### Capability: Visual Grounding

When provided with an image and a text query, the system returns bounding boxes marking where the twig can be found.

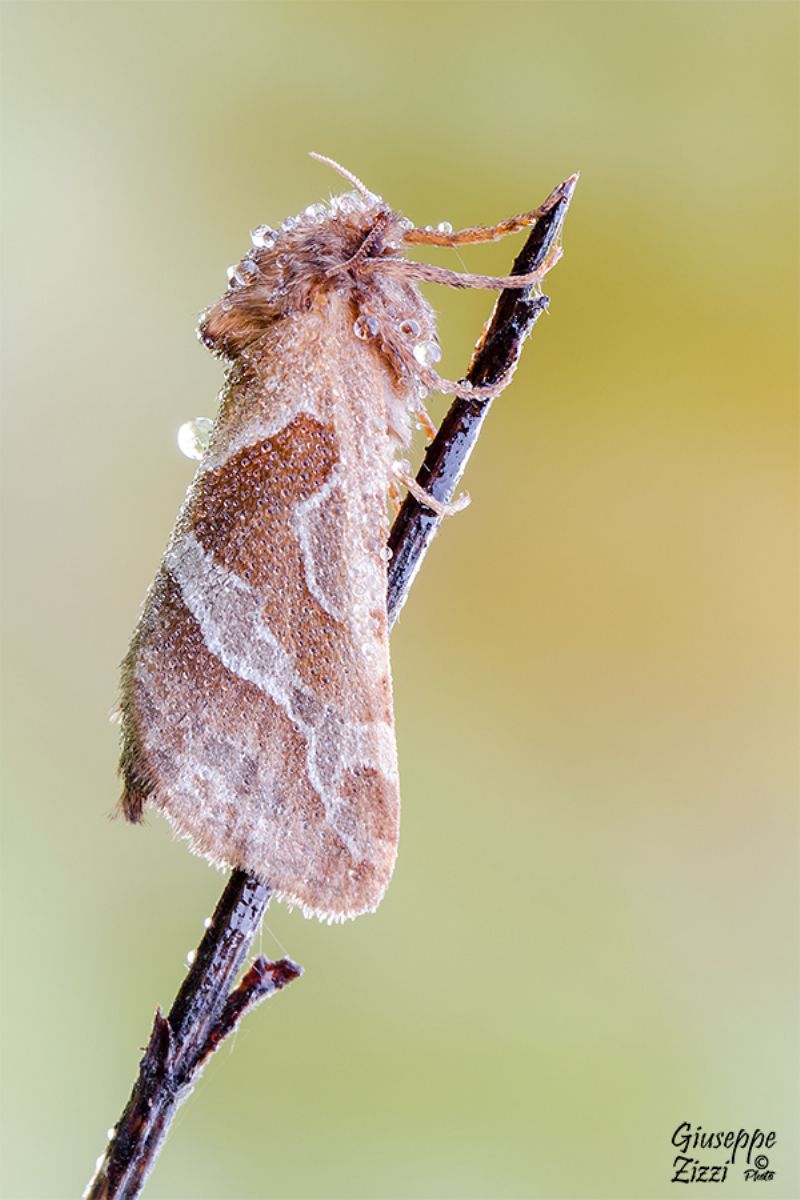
[86,173,577,1200]
[86,874,294,1200]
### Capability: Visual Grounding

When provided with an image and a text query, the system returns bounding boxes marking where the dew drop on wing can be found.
[177,417,214,461]
[235,259,259,285]
[353,315,379,340]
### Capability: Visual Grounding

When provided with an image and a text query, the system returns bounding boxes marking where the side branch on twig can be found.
[86,173,577,1200]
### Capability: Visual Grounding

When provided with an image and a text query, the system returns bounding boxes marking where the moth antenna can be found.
[309,152,375,201]
[326,212,390,277]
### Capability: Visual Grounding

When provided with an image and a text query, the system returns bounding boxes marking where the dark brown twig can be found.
[85,173,577,1200]
[86,874,297,1200]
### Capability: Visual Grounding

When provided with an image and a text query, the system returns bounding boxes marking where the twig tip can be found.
[561,172,580,202]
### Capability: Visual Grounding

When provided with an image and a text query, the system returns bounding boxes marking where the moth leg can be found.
[364,251,561,293]
[387,476,404,516]
[429,374,503,401]
[412,397,437,443]
[402,175,577,247]
[535,235,564,279]
[392,459,470,518]
[421,343,548,402]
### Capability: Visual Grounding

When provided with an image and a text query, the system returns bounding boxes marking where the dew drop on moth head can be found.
[117,153,567,922]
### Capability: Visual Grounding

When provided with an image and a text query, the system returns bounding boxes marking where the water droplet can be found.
[436,221,453,234]
[460,379,473,391]
[251,224,277,248]
[400,318,421,338]
[413,339,441,367]
[229,258,258,287]
[107,1128,116,1141]
[203,916,212,929]
[226,264,238,282]
[186,948,197,966]
[337,192,361,215]
[177,417,214,461]
[383,546,393,562]
[304,203,327,221]
[353,314,379,340]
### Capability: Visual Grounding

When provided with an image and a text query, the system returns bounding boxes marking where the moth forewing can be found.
[121,288,412,919]
[119,162,567,921]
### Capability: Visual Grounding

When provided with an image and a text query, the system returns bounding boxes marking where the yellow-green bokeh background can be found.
[1,3,796,1198]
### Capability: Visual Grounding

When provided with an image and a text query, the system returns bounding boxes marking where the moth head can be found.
[197,176,438,397]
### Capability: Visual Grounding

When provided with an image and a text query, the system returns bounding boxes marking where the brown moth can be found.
[118,155,565,922]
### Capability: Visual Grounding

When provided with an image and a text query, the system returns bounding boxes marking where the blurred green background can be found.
[1,3,796,1198]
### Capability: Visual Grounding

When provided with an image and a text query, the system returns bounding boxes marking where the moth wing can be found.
[120,320,399,921]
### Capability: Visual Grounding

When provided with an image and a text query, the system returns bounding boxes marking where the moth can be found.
[118,155,565,922]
